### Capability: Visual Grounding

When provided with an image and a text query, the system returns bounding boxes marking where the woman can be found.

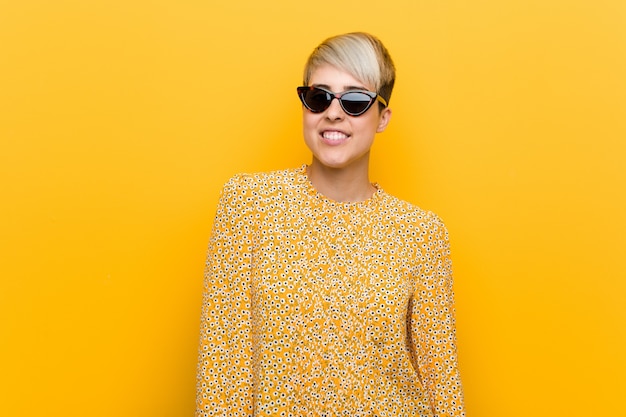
[196,32,466,417]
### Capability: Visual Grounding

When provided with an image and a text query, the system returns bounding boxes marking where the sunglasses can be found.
[297,86,388,117]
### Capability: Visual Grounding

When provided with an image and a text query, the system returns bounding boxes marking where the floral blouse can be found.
[196,165,465,417]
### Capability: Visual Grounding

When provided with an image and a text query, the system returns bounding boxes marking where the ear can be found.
[376,107,392,133]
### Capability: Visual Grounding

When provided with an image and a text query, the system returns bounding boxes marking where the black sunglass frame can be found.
[297,86,388,117]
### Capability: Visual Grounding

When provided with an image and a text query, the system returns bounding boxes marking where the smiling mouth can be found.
[322,131,349,141]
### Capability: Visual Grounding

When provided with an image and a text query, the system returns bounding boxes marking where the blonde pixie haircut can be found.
[303,32,396,106]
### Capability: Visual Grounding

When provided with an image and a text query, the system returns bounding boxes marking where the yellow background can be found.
[1,1,625,416]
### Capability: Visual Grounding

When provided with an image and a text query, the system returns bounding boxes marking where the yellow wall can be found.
[1,1,624,416]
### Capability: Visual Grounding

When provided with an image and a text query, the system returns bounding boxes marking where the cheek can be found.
[364,114,384,134]
[353,118,377,137]
[302,112,319,134]
[302,113,317,148]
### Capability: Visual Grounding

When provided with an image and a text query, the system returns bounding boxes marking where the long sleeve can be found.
[196,176,255,417]
[409,215,465,417]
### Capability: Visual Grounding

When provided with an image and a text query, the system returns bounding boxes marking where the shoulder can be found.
[379,193,450,240]
[220,166,302,200]
[381,193,445,225]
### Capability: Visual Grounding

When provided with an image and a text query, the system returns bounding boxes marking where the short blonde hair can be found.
[303,32,396,106]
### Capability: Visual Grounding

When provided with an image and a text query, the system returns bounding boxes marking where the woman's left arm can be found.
[410,214,466,417]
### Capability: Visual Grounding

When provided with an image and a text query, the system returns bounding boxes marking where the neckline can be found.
[295,164,385,209]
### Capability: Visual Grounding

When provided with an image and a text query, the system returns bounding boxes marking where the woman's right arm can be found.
[195,176,255,417]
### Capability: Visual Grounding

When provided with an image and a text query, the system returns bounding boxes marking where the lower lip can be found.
[320,133,350,146]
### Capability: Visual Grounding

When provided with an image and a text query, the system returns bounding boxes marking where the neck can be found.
[306,160,375,203]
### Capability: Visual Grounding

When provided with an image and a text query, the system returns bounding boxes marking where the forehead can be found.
[308,64,373,91]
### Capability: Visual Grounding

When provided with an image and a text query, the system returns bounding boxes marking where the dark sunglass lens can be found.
[341,92,373,115]
[305,88,331,112]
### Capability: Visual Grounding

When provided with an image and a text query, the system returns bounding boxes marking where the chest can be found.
[250,204,422,324]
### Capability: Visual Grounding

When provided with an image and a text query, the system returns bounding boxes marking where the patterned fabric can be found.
[196,165,465,417]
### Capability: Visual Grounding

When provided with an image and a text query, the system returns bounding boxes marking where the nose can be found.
[325,95,345,120]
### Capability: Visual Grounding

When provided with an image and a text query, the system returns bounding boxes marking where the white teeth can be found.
[323,131,348,140]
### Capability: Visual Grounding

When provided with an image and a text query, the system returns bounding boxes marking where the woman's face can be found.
[302,64,391,173]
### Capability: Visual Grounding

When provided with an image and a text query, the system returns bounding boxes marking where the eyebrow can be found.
[312,83,370,92]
